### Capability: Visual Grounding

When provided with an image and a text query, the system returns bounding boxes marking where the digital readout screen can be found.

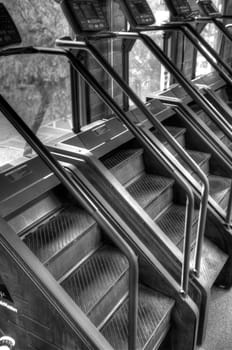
[80,4,98,19]
[134,2,147,15]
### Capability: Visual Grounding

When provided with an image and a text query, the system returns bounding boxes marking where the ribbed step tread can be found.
[101,285,174,350]
[155,205,198,251]
[127,174,174,209]
[103,148,143,170]
[209,175,231,210]
[23,207,96,264]
[191,238,228,288]
[61,245,128,316]
[176,150,211,175]
[152,126,186,145]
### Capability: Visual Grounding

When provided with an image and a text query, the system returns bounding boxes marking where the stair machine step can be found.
[155,205,228,286]
[191,238,228,289]
[60,244,129,326]
[151,123,232,213]
[103,148,144,186]
[208,175,232,211]
[101,285,174,350]
[152,126,186,150]
[151,126,211,176]
[155,204,198,251]
[23,206,101,280]
[195,111,231,147]
[127,174,175,219]
[21,197,175,349]
[103,148,175,218]
[175,150,211,177]
[99,123,229,345]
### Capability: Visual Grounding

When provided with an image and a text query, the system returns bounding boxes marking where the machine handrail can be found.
[0,45,197,293]
[66,35,209,277]
[134,24,232,145]
[199,85,232,133]
[135,21,232,84]
[160,21,232,84]
[0,216,114,350]
[1,44,197,294]
[119,30,232,227]
[198,86,232,131]
[84,39,210,277]
[0,94,139,350]
[114,31,232,160]
[55,42,197,293]
[157,94,232,227]
[196,16,232,43]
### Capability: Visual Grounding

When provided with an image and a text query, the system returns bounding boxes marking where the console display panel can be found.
[60,0,109,34]
[80,3,98,19]
[197,0,220,16]
[119,0,155,27]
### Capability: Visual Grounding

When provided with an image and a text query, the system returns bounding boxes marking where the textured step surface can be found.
[152,126,186,149]
[153,126,211,176]
[61,245,129,326]
[103,148,144,185]
[155,205,198,251]
[175,150,211,177]
[190,238,228,289]
[209,175,231,211]
[23,206,100,278]
[101,285,174,350]
[127,174,175,219]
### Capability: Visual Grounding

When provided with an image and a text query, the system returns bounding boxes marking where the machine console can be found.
[60,0,109,35]
[163,0,195,19]
[0,3,21,49]
[118,0,155,27]
[197,0,220,17]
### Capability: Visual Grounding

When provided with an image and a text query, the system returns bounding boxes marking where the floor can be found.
[198,286,232,350]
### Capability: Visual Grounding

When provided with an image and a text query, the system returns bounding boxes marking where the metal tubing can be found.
[161,21,232,82]
[212,17,232,42]
[200,86,232,133]
[32,41,195,294]
[226,182,232,227]
[131,32,232,160]
[1,45,197,293]
[0,94,139,350]
[198,16,232,43]
[181,23,232,84]
[152,23,232,143]
[158,94,232,227]
[0,46,195,295]
[87,39,209,276]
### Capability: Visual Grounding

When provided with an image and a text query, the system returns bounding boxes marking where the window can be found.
[0,0,71,168]
[195,0,223,76]
[129,1,169,103]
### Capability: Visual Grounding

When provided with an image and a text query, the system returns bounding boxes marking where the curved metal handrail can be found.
[0,216,113,350]
[158,94,232,227]
[171,21,232,84]
[125,29,232,156]
[0,94,139,350]
[55,42,196,294]
[199,86,232,133]
[68,38,208,279]
[87,39,209,277]
[119,30,232,228]
[0,45,196,293]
